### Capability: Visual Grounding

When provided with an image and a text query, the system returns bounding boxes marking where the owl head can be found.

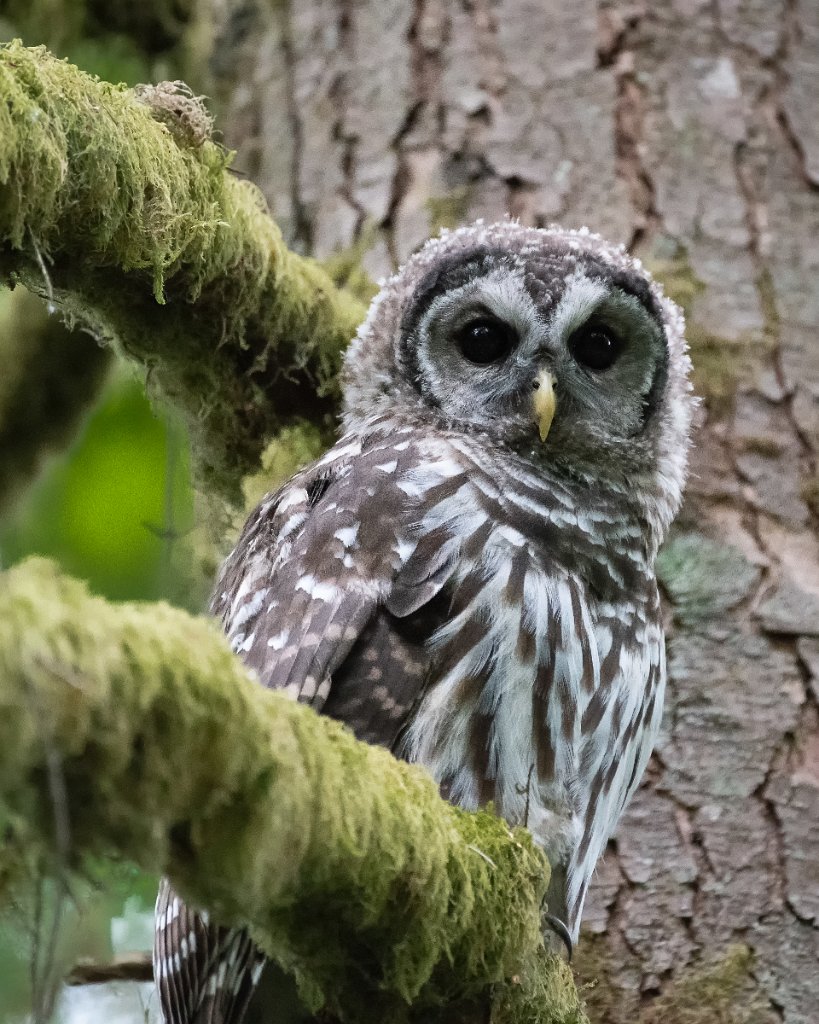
[343,221,694,536]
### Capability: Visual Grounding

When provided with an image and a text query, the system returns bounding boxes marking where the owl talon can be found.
[543,913,573,962]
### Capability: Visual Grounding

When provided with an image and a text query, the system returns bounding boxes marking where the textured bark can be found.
[204,2,819,1021]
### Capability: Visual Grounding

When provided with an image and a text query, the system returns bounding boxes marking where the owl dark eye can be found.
[455,317,517,365]
[568,323,624,371]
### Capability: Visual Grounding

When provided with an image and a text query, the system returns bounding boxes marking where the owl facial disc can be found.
[533,369,556,442]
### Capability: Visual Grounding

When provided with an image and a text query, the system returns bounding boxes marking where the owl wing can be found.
[213,432,460,737]
[155,879,264,1024]
[155,429,463,1023]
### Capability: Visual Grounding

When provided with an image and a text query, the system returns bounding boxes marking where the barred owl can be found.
[155,221,693,1023]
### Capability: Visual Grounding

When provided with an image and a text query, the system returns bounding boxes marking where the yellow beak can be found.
[533,369,557,442]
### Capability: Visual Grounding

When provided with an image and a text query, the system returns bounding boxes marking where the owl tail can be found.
[154,879,265,1024]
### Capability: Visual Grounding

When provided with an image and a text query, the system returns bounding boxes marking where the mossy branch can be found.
[0,558,586,1024]
[0,42,367,504]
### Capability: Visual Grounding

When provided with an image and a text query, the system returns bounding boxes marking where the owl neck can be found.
[548,465,671,571]
[503,444,680,568]
[351,412,678,569]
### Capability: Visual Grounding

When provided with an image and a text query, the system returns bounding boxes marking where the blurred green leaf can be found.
[1,364,195,602]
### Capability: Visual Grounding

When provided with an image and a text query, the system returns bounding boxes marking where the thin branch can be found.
[66,953,154,986]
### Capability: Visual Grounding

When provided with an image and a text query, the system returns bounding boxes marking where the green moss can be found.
[0,43,367,504]
[0,557,585,1024]
[240,420,329,516]
[492,948,586,1024]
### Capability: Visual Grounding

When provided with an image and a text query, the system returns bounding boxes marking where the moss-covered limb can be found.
[0,558,585,1024]
[0,287,112,517]
[0,43,367,504]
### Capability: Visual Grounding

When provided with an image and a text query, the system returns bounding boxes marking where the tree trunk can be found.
[206,2,819,1021]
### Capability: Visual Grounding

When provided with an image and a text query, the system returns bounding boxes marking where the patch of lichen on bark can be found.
[575,938,769,1024]
[656,531,761,626]
[426,188,473,234]
[640,947,771,1024]
[0,557,587,1024]
[800,475,819,518]
[647,253,768,416]
[0,42,367,504]
[320,224,381,307]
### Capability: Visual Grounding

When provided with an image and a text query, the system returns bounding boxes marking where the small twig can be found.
[32,654,87,692]
[23,660,73,1023]
[29,229,55,311]
[66,953,154,986]
[466,844,498,869]
[29,876,43,1006]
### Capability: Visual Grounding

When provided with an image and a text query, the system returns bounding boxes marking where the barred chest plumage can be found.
[387,428,665,935]
[214,418,666,941]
